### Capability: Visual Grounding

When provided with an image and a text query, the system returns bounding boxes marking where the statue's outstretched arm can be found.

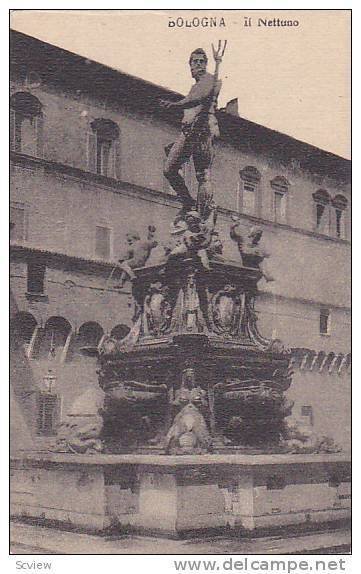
[118,248,131,263]
[160,75,214,110]
[174,75,215,109]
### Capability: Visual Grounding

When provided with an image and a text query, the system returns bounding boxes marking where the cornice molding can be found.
[11,152,351,246]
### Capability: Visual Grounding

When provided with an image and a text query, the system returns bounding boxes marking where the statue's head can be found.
[126,231,140,245]
[185,210,202,231]
[187,272,196,287]
[189,48,208,80]
[249,226,263,244]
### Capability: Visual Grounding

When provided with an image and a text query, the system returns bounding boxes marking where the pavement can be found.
[10,522,351,555]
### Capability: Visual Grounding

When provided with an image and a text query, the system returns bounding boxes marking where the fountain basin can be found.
[11,452,350,537]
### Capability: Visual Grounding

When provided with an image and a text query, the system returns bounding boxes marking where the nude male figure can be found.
[160,44,226,217]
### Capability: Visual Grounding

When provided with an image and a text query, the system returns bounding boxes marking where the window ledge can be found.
[314,229,346,241]
[25,292,48,302]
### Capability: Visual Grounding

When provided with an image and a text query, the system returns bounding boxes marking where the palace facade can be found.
[10,30,351,449]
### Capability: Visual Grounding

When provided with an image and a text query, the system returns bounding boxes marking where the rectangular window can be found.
[10,203,26,241]
[301,405,314,426]
[95,226,111,260]
[242,182,256,215]
[37,392,60,436]
[274,191,287,223]
[320,307,331,335]
[27,260,46,294]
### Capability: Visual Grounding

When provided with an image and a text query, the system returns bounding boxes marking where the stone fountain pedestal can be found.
[10,452,350,537]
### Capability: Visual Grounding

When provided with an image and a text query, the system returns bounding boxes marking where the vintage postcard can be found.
[9,9,351,559]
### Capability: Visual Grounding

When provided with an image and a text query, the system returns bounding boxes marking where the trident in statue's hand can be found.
[212,40,227,64]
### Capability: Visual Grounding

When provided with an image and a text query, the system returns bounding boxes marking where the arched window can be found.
[312,190,331,235]
[110,324,130,341]
[271,176,289,224]
[39,316,72,362]
[332,195,348,239]
[10,92,44,157]
[239,166,261,216]
[10,312,38,357]
[87,118,121,179]
[76,321,104,356]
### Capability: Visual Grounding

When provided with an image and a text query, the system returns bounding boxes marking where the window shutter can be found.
[112,139,122,180]
[242,181,256,215]
[10,109,16,150]
[274,191,287,223]
[320,307,330,335]
[36,114,44,158]
[87,131,97,173]
[37,392,60,436]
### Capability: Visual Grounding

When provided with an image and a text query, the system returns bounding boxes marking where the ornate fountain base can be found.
[97,260,295,455]
[11,452,350,537]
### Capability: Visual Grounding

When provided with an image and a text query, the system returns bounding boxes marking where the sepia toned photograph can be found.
[10,9,351,556]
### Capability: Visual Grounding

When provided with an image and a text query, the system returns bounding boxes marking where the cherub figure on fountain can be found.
[230,217,274,282]
[115,225,158,288]
[244,226,274,282]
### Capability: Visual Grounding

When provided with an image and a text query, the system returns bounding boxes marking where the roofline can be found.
[10,29,350,179]
[13,28,185,99]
